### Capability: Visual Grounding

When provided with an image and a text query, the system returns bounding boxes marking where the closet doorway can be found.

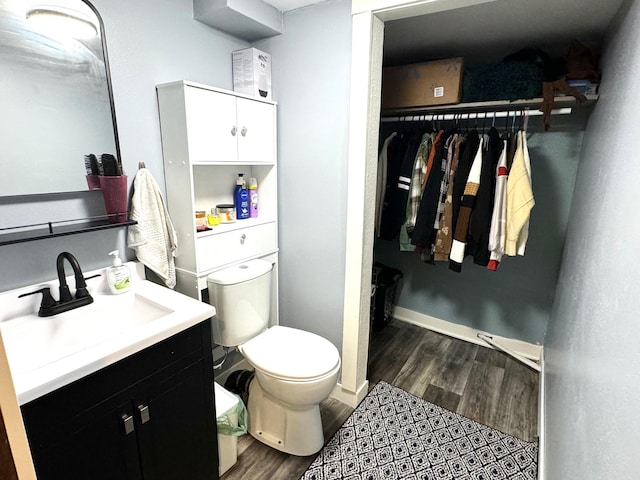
[340,0,620,407]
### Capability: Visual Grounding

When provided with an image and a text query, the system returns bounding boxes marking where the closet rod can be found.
[380,107,571,123]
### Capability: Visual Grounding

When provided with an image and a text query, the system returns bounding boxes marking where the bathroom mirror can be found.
[0,0,119,197]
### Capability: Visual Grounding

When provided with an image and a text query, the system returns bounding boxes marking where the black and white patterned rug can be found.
[300,381,538,480]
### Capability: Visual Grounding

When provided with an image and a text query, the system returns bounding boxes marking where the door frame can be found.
[336,0,499,407]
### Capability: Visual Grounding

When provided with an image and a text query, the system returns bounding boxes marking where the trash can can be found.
[370,262,403,331]
[214,382,248,476]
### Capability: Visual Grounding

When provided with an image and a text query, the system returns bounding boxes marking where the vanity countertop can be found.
[0,262,215,405]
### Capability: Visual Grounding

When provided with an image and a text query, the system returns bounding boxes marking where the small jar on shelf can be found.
[216,204,236,223]
[207,208,220,227]
[195,211,207,231]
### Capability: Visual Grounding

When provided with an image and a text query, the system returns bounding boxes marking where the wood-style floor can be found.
[221,319,539,479]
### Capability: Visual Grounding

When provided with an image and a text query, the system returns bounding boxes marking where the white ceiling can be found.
[264,0,624,67]
[383,0,625,65]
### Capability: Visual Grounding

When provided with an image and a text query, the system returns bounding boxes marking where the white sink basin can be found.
[0,262,215,405]
[2,292,173,375]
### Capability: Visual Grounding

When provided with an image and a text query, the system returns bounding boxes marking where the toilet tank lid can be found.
[207,259,273,286]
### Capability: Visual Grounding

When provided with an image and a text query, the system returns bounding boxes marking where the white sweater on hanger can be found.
[505,131,535,256]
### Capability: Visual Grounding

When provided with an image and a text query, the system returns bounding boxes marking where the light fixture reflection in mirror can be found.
[26,6,98,39]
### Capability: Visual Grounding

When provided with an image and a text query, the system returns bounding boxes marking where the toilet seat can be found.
[239,325,340,382]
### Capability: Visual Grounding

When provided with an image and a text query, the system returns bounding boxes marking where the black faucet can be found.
[19,252,94,317]
[57,251,91,302]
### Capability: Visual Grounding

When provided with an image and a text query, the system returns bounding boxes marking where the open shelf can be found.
[0,217,136,246]
[381,94,598,117]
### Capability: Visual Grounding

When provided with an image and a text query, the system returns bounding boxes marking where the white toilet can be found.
[207,259,341,456]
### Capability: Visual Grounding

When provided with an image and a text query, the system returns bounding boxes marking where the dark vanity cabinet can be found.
[20,321,219,480]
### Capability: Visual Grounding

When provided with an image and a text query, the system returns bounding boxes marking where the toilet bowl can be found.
[239,325,341,456]
[207,260,341,456]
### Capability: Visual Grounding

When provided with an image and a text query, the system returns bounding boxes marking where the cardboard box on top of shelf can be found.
[382,57,464,109]
[232,47,272,100]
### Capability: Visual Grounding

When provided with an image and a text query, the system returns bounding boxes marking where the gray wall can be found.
[375,124,584,345]
[543,0,640,477]
[255,0,351,351]
[0,0,352,355]
[0,0,248,291]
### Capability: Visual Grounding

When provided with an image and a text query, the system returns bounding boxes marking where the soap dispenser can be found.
[107,250,131,294]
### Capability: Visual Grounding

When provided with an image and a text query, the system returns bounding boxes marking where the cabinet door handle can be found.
[122,414,135,435]
[231,125,237,136]
[138,404,151,424]
[240,233,246,245]
[241,126,247,137]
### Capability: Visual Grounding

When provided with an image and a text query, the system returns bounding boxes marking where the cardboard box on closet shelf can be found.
[381,57,464,109]
[232,47,272,100]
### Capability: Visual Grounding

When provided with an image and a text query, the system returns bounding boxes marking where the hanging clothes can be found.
[379,133,420,241]
[422,130,444,191]
[428,133,458,258]
[377,111,536,272]
[399,132,433,251]
[375,132,398,236]
[487,139,509,271]
[411,130,452,252]
[507,129,518,172]
[434,134,466,261]
[449,136,484,272]
[505,130,535,256]
[516,131,533,255]
[467,127,502,266]
[451,131,481,237]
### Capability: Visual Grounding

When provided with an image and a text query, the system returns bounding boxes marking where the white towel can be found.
[127,168,178,288]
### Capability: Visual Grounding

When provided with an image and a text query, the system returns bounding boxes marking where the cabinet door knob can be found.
[240,233,246,245]
[241,126,247,137]
[122,414,135,435]
[138,404,151,424]
[231,126,237,136]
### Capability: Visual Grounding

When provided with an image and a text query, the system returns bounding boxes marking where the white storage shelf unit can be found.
[156,81,279,310]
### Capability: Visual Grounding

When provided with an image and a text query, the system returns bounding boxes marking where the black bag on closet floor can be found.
[371,262,403,331]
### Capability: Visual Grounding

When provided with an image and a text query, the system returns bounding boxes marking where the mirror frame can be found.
[0,0,122,198]
[85,0,122,169]
[0,0,131,244]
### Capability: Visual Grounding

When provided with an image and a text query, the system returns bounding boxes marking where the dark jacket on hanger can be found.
[449,135,484,272]
[379,133,421,240]
[411,130,453,250]
[467,127,502,266]
[451,131,481,233]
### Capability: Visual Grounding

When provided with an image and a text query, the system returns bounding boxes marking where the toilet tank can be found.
[207,259,273,347]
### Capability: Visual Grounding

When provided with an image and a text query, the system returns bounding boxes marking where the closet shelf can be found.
[381,94,598,118]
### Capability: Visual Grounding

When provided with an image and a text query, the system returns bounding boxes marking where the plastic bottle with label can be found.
[234,173,250,220]
[107,250,131,294]
[249,177,258,218]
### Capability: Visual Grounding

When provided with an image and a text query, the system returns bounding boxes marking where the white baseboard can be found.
[393,306,543,363]
[537,349,545,480]
[330,380,369,408]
